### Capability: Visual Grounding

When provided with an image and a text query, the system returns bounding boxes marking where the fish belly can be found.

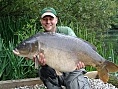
[43,47,78,72]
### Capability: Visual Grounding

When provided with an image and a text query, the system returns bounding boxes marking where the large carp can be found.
[13,32,118,83]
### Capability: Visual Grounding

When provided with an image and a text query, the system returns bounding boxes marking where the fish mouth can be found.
[13,49,20,55]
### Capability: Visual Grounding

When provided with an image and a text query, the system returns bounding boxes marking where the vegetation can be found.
[0,0,118,80]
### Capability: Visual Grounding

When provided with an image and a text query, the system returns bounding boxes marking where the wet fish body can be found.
[13,32,118,83]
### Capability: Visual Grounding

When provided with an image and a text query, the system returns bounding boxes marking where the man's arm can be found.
[66,27,77,37]
[57,26,76,37]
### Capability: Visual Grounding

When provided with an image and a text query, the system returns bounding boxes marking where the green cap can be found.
[40,7,57,18]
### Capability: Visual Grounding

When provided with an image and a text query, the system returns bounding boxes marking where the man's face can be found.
[40,16,58,32]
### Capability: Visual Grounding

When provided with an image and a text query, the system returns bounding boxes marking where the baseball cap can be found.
[40,7,57,18]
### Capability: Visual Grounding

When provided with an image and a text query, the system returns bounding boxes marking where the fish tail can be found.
[98,67,109,83]
[98,60,118,83]
[103,60,118,72]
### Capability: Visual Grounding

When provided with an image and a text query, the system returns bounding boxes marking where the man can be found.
[35,7,90,89]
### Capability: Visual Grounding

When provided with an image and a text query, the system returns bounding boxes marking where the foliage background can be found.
[0,0,118,80]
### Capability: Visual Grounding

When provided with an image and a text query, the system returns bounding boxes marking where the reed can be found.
[0,38,37,80]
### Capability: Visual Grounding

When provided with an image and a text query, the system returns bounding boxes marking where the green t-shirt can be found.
[56,26,77,37]
[42,26,76,37]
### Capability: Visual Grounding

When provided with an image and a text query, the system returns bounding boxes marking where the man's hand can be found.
[76,61,85,70]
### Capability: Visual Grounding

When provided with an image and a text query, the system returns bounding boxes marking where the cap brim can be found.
[41,12,56,18]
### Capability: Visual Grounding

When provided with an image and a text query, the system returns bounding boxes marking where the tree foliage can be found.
[0,0,117,30]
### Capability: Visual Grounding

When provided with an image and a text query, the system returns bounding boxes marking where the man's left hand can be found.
[76,61,85,70]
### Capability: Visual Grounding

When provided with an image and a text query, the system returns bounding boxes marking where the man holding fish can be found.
[36,7,90,89]
[13,7,118,89]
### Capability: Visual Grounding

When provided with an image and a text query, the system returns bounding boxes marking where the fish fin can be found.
[104,60,118,72]
[35,55,39,69]
[55,70,62,75]
[84,71,99,79]
[98,67,109,83]
[78,37,97,51]
[84,40,97,51]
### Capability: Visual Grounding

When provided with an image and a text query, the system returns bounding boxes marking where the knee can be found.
[38,65,57,79]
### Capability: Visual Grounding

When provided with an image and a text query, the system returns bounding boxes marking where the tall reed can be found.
[0,16,38,80]
[0,38,37,80]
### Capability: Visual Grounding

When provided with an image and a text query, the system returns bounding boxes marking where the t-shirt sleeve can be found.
[57,26,77,37]
[66,27,77,37]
